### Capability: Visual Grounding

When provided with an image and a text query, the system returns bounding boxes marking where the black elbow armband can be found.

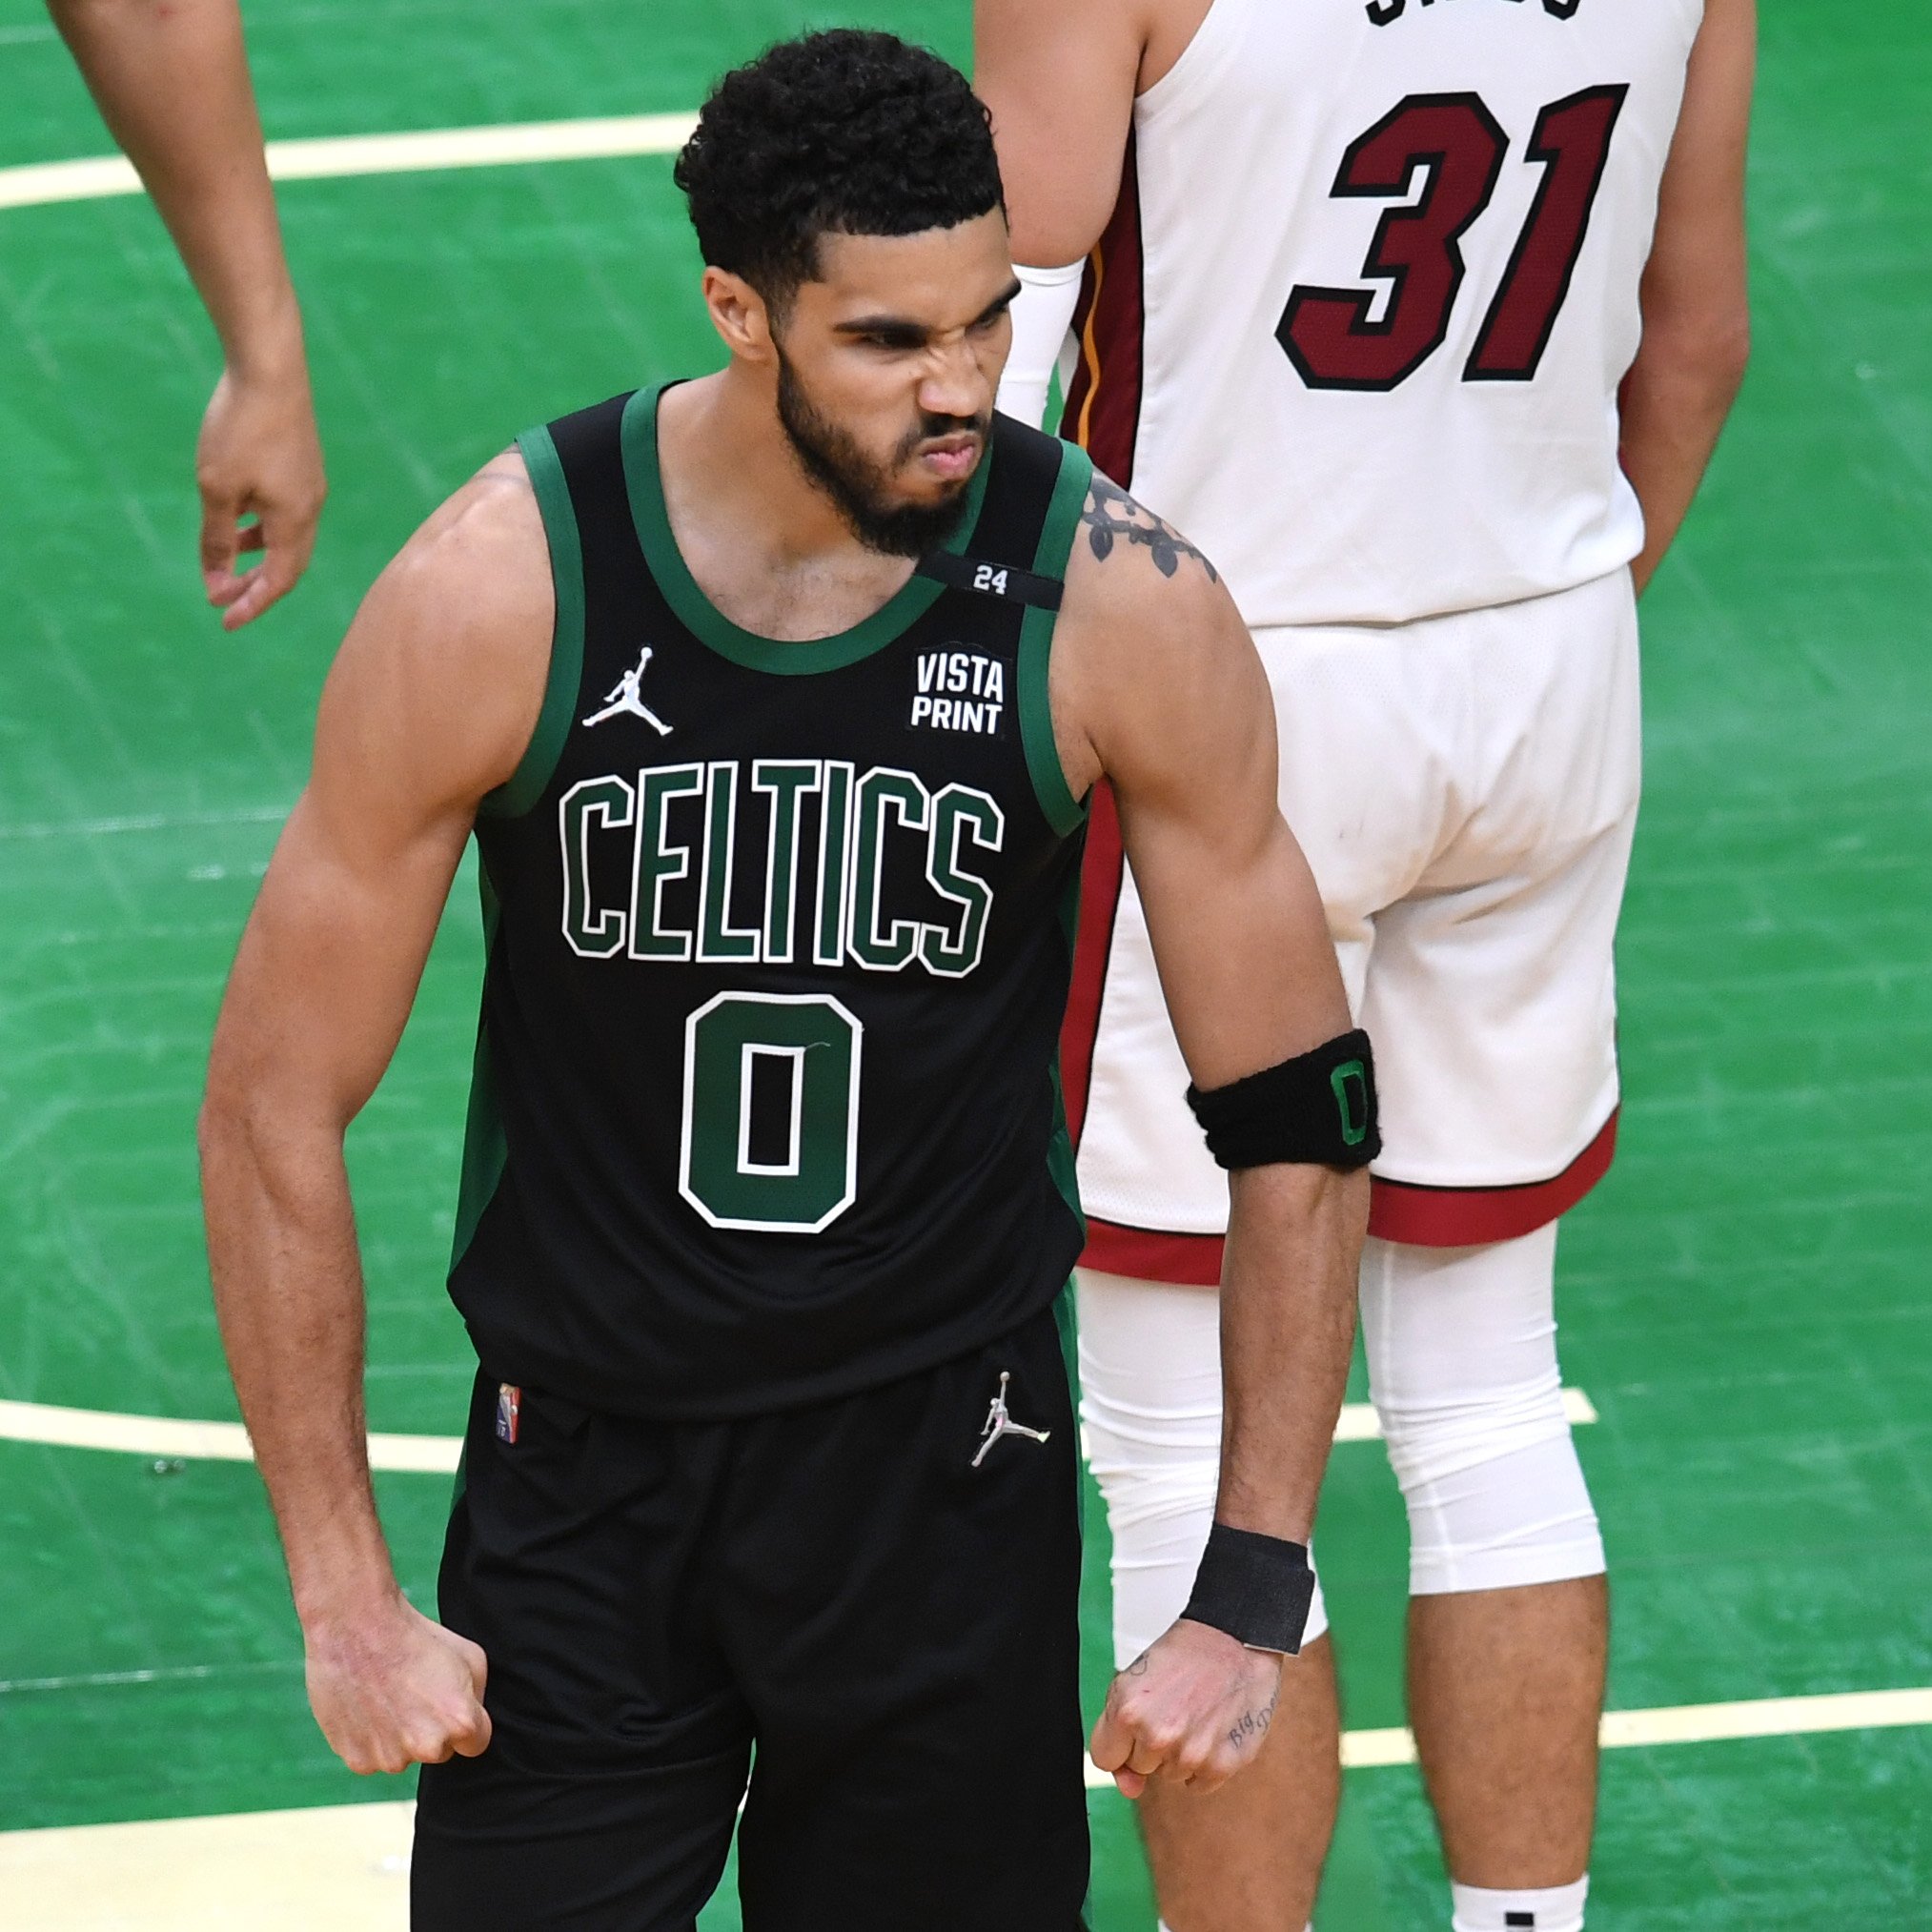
[1183,1523,1316,1657]
[1185,1028,1379,1170]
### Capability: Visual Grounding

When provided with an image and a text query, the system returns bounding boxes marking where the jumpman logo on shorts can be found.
[971,1371,1052,1468]
[582,646,673,734]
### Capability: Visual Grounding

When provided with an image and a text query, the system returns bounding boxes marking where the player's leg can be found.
[1068,616,1455,1925]
[1358,571,1641,1928]
[1135,1645,1340,1932]
[412,1372,753,1932]
[1070,617,1423,1927]
[1409,1583,1604,1923]
[723,1300,1088,1931]
[1079,1267,1336,1932]
[1361,1231,1606,1920]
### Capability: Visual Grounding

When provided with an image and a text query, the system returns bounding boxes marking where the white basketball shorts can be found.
[1062,567,1641,1273]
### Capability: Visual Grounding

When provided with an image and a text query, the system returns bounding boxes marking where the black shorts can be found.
[413,1299,1088,1931]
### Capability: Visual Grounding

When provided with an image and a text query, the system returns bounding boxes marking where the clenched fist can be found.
[1088,1617,1284,1799]
[303,1593,492,1777]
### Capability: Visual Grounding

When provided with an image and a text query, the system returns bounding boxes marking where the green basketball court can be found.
[0,2,1925,1923]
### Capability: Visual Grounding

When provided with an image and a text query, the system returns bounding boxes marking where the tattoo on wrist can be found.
[1125,1651,1150,1677]
[1081,474,1220,583]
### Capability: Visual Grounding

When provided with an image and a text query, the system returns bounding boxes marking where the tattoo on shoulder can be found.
[1081,473,1220,584]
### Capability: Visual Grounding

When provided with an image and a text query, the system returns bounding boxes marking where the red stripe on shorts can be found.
[1367,1109,1619,1246]
[1082,1215,1225,1287]
[1078,1110,1620,1278]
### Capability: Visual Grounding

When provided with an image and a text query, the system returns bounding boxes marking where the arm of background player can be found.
[974,0,1144,264]
[200,454,549,1773]
[47,0,325,627]
[1619,0,1756,594]
[1056,483,1369,1795]
[975,0,1145,423]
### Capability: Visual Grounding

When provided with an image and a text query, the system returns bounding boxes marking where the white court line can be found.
[0,1390,1599,1473]
[1,1685,1925,1928]
[0,1399,459,1474]
[1339,1386,1597,1439]
[1083,1386,1595,1457]
[0,112,699,213]
[0,1661,295,1697]
[0,804,289,841]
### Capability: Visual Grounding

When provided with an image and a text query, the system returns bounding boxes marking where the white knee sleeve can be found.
[1362,1228,1604,1596]
[1077,1269,1329,1667]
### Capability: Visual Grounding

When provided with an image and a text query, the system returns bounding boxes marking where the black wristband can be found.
[1186,1027,1380,1171]
[1182,1523,1315,1657]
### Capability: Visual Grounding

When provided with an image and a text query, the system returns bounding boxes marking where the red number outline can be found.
[1280,85,1631,393]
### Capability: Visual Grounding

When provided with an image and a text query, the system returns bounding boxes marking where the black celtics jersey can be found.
[446,386,1095,1418]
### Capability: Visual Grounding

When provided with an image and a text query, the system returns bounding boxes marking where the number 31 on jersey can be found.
[1280,85,1629,392]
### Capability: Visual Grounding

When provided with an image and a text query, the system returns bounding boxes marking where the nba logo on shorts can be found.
[496,1383,520,1444]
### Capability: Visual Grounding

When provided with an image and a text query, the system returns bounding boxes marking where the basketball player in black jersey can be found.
[202,32,1371,1930]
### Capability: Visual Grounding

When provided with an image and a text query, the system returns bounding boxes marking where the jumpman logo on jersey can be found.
[582,646,673,734]
[970,1371,1052,1468]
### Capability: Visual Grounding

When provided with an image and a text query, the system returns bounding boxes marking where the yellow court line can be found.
[0,112,700,213]
[0,1800,415,1932]
[1088,1684,1932,1783]
[2,1684,1925,1927]
[0,1391,1598,1473]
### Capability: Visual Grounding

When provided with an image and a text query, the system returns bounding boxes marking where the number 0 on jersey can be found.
[680,992,864,1234]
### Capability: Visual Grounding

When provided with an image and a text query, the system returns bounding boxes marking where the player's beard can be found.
[775,348,984,559]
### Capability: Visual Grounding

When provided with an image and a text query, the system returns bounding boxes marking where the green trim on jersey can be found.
[620,383,994,676]
[1046,860,1087,1235]
[1052,1278,1080,1413]
[1018,442,1094,837]
[1051,1276,1086,1559]
[449,860,507,1272]
[1043,864,1085,1398]
[483,423,585,819]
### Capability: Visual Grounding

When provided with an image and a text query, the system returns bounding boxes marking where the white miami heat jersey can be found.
[1060,0,1703,627]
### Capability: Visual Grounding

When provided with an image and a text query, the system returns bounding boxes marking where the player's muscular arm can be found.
[975,0,1213,423]
[1055,482,1368,1797]
[975,0,1162,423]
[200,454,548,1774]
[1620,0,1755,593]
[974,0,1146,267]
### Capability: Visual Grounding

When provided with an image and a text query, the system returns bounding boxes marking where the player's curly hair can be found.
[675,30,1005,313]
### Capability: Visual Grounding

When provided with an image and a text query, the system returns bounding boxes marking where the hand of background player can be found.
[1088,1617,1285,1798]
[303,1591,492,1775]
[197,354,327,630]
